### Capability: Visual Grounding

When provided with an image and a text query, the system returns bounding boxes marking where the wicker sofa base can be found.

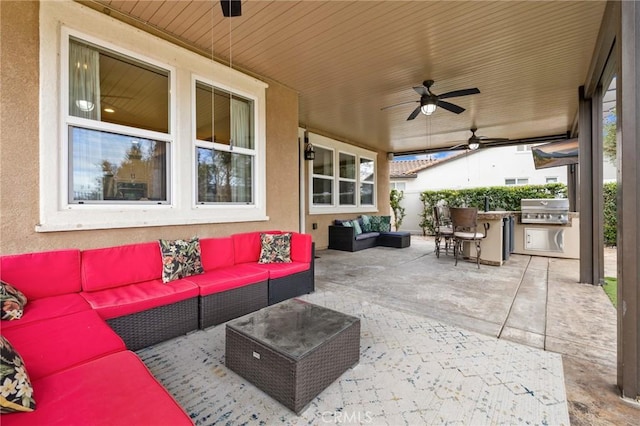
[226,316,360,414]
[199,280,268,329]
[268,268,315,305]
[106,297,199,351]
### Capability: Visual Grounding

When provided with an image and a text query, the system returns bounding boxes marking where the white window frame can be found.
[546,176,559,183]
[308,132,378,215]
[37,2,267,232]
[64,35,174,206]
[505,177,529,186]
[338,151,357,206]
[192,75,259,208]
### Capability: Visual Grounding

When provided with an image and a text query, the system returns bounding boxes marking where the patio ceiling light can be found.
[420,98,437,115]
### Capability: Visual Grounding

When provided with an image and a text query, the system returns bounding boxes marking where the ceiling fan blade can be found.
[413,86,428,96]
[406,105,422,120]
[438,88,480,99]
[437,100,465,114]
[449,142,468,150]
[380,100,418,111]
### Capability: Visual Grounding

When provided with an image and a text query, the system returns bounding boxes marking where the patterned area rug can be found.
[137,290,569,425]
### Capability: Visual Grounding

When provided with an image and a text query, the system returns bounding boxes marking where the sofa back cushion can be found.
[0,249,82,299]
[291,232,313,263]
[81,242,162,292]
[199,237,235,271]
[232,230,280,264]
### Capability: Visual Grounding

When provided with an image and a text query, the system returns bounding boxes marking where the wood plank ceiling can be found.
[82,0,607,154]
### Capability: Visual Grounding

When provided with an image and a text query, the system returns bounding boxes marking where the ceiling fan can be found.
[450,127,510,151]
[381,80,480,120]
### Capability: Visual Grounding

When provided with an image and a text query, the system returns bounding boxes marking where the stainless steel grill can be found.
[520,198,569,224]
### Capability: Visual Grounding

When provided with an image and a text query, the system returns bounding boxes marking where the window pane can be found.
[195,82,253,148]
[505,179,516,185]
[361,183,374,205]
[69,38,169,133]
[339,181,355,205]
[313,147,333,176]
[360,158,374,182]
[313,178,333,205]
[546,177,558,183]
[517,178,529,185]
[70,127,167,202]
[196,147,253,203]
[339,153,355,179]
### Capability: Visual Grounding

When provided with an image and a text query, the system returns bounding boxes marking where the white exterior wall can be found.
[409,146,569,191]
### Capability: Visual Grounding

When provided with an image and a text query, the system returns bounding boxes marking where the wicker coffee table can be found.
[225,298,360,414]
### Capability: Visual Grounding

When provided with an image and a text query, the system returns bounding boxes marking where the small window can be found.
[546,177,558,183]
[360,157,375,206]
[505,178,529,186]
[516,145,532,152]
[312,146,334,205]
[391,182,406,191]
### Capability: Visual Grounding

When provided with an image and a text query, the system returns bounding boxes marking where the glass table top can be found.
[226,299,359,360]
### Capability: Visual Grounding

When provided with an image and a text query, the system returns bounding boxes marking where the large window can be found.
[67,37,171,204]
[38,6,267,232]
[308,133,377,214]
[194,81,255,204]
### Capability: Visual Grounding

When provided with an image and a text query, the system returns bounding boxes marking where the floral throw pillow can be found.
[0,336,36,413]
[1,281,28,321]
[159,238,204,283]
[258,233,292,264]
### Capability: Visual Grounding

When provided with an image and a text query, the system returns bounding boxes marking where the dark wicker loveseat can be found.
[328,218,410,252]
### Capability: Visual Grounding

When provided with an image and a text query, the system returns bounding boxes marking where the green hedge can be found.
[419,183,567,235]
[603,182,617,246]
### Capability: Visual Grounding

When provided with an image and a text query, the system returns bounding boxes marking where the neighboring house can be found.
[390,145,616,234]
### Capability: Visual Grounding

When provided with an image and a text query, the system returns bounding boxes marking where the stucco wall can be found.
[0,1,300,254]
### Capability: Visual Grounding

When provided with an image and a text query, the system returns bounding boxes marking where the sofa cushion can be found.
[291,232,313,263]
[200,237,235,271]
[1,281,28,321]
[0,249,82,300]
[81,242,162,292]
[355,232,380,241]
[0,351,192,426]
[158,238,204,283]
[232,230,281,264]
[80,279,199,320]
[0,294,91,331]
[258,233,292,263]
[252,262,311,280]
[186,264,269,297]
[0,336,35,413]
[1,310,125,381]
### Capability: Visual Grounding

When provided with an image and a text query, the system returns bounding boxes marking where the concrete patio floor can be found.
[314,236,639,425]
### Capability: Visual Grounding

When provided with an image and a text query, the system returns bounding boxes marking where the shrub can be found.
[603,182,617,246]
[390,189,406,231]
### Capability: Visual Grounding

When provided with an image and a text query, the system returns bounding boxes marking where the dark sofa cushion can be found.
[355,232,380,241]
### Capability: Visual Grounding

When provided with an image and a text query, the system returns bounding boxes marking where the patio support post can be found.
[578,86,604,286]
[617,0,640,402]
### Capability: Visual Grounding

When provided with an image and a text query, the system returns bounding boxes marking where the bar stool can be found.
[433,205,453,258]
[450,207,485,268]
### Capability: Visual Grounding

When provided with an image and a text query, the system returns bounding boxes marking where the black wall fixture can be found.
[220,0,242,17]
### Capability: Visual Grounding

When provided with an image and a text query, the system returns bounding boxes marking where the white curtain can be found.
[69,41,101,120]
[231,98,252,202]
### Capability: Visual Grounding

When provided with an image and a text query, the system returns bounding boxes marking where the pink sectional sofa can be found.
[0,231,314,425]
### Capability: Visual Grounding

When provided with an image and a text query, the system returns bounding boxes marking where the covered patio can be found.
[137,238,635,424]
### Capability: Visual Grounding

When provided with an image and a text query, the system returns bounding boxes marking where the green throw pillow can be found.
[360,215,372,232]
[0,336,36,413]
[159,237,204,283]
[379,215,391,232]
[369,215,381,232]
[351,220,363,235]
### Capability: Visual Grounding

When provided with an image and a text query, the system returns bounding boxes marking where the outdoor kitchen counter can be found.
[511,212,580,259]
[474,211,514,266]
